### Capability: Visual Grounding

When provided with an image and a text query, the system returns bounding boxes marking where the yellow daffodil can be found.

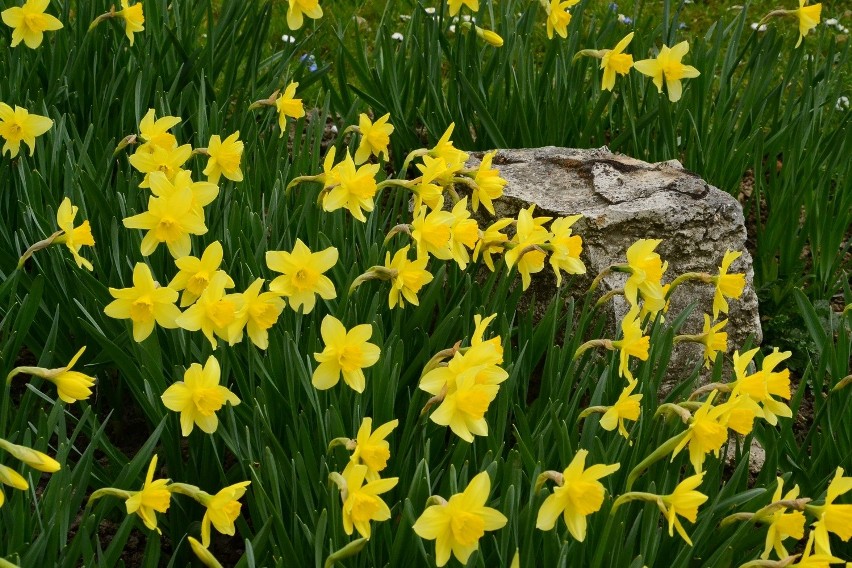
[808,467,852,555]
[161,355,240,436]
[188,537,224,568]
[0,438,60,473]
[88,456,170,533]
[634,41,701,103]
[536,450,620,541]
[700,315,728,368]
[354,112,393,164]
[117,0,144,45]
[105,263,181,342]
[470,151,506,214]
[204,131,243,183]
[548,215,586,286]
[471,25,503,48]
[149,170,218,217]
[312,315,380,393]
[411,205,455,260]
[614,305,650,381]
[266,239,338,314]
[420,340,507,399]
[794,0,822,47]
[448,198,479,270]
[54,197,95,270]
[719,391,763,436]
[504,205,551,291]
[385,245,434,308]
[671,391,728,473]
[793,531,844,566]
[600,379,642,440]
[0,103,53,157]
[731,348,793,426]
[473,218,512,272]
[546,0,579,40]
[286,0,322,30]
[601,32,634,91]
[447,0,479,18]
[713,250,746,319]
[323,151,380,222]
[660,473,708,545]
[128,143,193,188]
[761,478,806,560]
[413,471,507,567]
[176,271,244,349]
[200,481,251,546]
[430,369,499,442]
[333,464,397,539]
[345,417,399,481]
[123,180,208,258]
[230,279,285,350]
[413,155,450,213]
[138,109,180,150]
[6,346,95,403]
[429,123,469,166]
[623,239,668,307]
[275,82,305,135]
[0,464,29,492]
[1,0,63,49]
[168,240,234,307]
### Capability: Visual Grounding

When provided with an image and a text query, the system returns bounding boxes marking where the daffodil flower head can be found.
[0,438,61,473]
[138,109,180,150]
[124,455,172,533]
[175,271,244,349]
[117,0,144,45]
[204,131,243,183]
[535,449,620,540]
[286,0,323,31]
[128,143,193,188]
[312,315,381,393]
[229,278,285,350]
[600,379,642,440]
[430,367,499,442]
[470,151,507,214]
[449,198,479,270]
[413,471,507,567]
[614,304,650,381]
[471,313,503,359]
[105,263,181,342]
[0,463,29,493]
[731,347,793,426]
[161,355,240,436]
[1,0,63,49]
[429,123,470,166]
[335,464,397,539]
[600,32,635,90]
[323,150,380,222]
[718,391,763,436]
[275,82,306,134]
[411,206,455,260]
[760,477,806,560]
[354,112,394,164]
[346,417,399,481]
[548,214,586,286]
[623,239,667,307]
[0,103,53,157]
[447,0,479,18]
[321,146,340,188]
[794,0,822,47]
[413,155,450,213]
[504,205,551,290]
[713,249,746,319]
[546,0,579,39]
[794,530,845,565]
[384,245,434,308]
[266,239,338,314]
[671,391,729,473]
[808,467,852,555]
[168,240,234,307]
[6,346,95,404]
[200,481,251,546]
[54,197,95,270]
[633,41,701,103]
[473,218,513,272]
[700,314,728,368]
[660,472,708,545]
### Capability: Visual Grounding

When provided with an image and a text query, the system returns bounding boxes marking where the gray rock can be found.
[466,146,762,385]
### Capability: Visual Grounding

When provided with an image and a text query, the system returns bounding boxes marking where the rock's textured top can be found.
[467,146,762,381]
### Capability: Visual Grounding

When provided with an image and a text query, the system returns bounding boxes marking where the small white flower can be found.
[399,14,412,21]
[449,24,457,33]
[750,22,768,32]
[425,7,436,15]
[462,14,475,23]
[836,96,850,111]
[282,34,296,44]
[825,18,838,26]
[391,32,405,41]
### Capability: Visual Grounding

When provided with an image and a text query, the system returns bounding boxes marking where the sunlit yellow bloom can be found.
[473,218,512,272]
[470,151,506,214]
[413,155,451,213]
[1,0,63,49]
[671,391,728,474]
[324,151,379,222]
[117,0,144,45]
[471,313,503,360]
[55,197,95,270]
[623,239,667,307]
[614,305,650,381]
[313,315,380,393]
[149,170,219,216]
[0,438,60,473]
[413,472,507,566]
[504,205,551,291]
[168,240,233,307]
[105,263,181,342]
[286,0,322,30]
[600,380,642,440]
[6,346,95,403]
[0,103,53,158]
[176,271,244,349]
[549,215,585,286]
[385,245,434,308]
[124,455,172,533]
[123,179,208,258]
[536,450,619,540]
[346,417,399,481]
[634,41,701,103]
[138,109,180,150]
[337,464,397,539]
[793,0,822,47]
[601,32,634,91]
[731,348,793,426]
[449,198,479,270]
[430,368,498,442]
[204,131,243,183]
[447,0,479,18]
[161,356,240,436]
[429,123,469,166]
[230,279,285,350]
[188,537,224,568]
[266,239,338,314]
[809,467,852,555]
[719,391,763,436]
[128,143,192,188]
[713,249,746,319]
[546,0,579,40]
[794,531,844,566]
[275,82,305,135]
[700,314,727,368]
[659,473,708,545]
[354,113,393,164]
[419,340,506,398]
[761,478,806,560]
[411,205,454,260]
[200,481,251,547]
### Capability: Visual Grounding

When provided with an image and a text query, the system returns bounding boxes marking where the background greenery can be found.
[0,0,849,566]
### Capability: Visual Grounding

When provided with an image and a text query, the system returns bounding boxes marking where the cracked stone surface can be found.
[466,146,762,385]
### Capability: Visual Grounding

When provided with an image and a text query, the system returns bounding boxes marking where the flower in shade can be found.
[0,103,53,157]
[200,481,251,546]
[55,197,95,270]
[712,250,746,319]
[6,346,95,403]
[204,131,243,183]
[761,478,806,560]
[312,315,381,393]
[634,41,701,103]
[413,471,507,566]
[354,112,394,164]
[659,473,708,545]
[266,239,338,314]
[1,0,63,49]
[275,82,306,134]
[104,263,181,342]
[117,0,144,45]
[160,355,240,436]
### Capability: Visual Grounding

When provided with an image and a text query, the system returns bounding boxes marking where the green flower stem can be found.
[573,339,614,360]
[88,487,133,504]
[665,272,713,300]
[168,482,209,504]
[399,148,428,178]
[376,179,416,192]
[348,266,397,297]
[17,231,63,270]
[655,403,693,423]
[577,406,608,422]
[626,431,689,491]
[595,288,624,308]
[285,175,322,197]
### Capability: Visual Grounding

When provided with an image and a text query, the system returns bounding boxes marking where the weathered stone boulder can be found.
[466,146,762,382]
